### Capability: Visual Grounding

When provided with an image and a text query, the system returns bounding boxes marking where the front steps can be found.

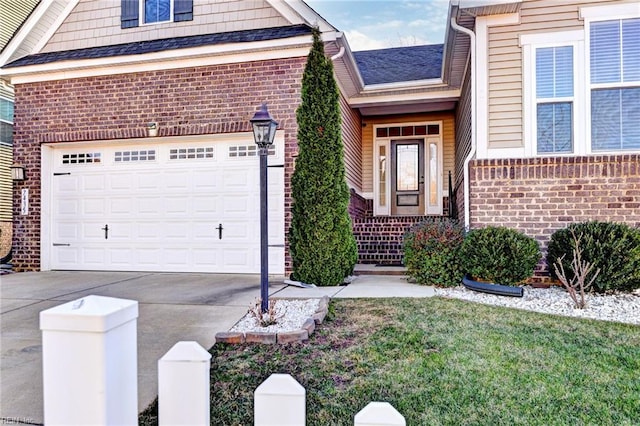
[353,264,407,276]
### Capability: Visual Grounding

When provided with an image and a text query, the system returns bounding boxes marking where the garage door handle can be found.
[216,223,223,240]
[101,224,109,240]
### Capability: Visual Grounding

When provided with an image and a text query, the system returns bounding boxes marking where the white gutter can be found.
[450,15,476,230]
[330,46,345,61]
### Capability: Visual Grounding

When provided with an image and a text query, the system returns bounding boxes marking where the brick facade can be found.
[348,191,452,265]
[12,57,307,272]
[469,155,640,279]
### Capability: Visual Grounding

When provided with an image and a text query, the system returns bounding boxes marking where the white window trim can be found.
[583,5,640,154]
[521,30,585,157]
[140,0,174,26]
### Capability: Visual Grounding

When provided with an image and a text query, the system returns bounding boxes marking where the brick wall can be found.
[348,189,371,220]
[469,155,640,279]
[0,221,11,260]
[12,57,307,272]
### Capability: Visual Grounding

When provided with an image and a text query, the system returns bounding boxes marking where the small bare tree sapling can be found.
[553,231,600,309]
[248,299,283,327]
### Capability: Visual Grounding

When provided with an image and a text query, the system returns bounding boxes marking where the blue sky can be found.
[305,0,450,51]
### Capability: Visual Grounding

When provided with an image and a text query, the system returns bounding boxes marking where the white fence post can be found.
[354,402,406,426]
[254,373,305,426]
[158,341,212,426]
[40,295,138,426]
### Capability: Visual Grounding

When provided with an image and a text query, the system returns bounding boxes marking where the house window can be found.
[590,18,640,151]
[536,46,574,154]
[0,97,13,147]
[121,0,192,28]
[144,0,171,24]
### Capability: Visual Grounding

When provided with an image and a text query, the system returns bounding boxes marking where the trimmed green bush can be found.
[460,227,540,286]
[288,27,358,286]
[403,219,465,287]
[547,221,640,293]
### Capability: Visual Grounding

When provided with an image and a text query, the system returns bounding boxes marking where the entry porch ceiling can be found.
[357,100,457,117]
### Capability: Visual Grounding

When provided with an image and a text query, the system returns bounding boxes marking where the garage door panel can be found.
[82,247,106,266]
[223,169,252,188]
[56,199,80,216]
[109,173,134,191]
[192,170,219,188]
[192,197,219,215]
[83,198,105,215]
[269,247,285,274]
[137,172,163,190]
[164,171,189,189]
[110,197,133,215]
[83,174,106,191]
[81,222,108,240]
[165,197,190,215]
[110,249,134,266]
[137,197,165,215]
[54,223,79,241]
[136,222,162,239]
[51,141,285,273]
[223,249,253,267]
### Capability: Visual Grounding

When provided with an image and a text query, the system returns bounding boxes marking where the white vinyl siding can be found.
[43,0,289,53]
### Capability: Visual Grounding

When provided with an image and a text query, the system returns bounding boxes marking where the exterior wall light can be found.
[10,164,26,181]
[147,122,158,137]
[250,103,278,313]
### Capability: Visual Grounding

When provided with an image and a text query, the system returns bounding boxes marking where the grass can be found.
[139,298,640,425]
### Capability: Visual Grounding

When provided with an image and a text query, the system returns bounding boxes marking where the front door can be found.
[391,140,424,215]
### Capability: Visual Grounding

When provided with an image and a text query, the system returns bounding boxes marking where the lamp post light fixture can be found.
[250,103,278,313]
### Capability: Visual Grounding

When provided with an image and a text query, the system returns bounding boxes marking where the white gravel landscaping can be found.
[435,286,640,325]
[230,299,321,333]
[230,285,639,335]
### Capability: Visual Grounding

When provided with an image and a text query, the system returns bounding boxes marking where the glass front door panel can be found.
[396,144,418,191]
[391,140,424,215]
[429,142,438,206]
[379,145,386,207]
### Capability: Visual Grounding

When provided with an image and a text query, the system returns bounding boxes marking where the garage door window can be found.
[62,152,102,164]
[169,147,214,160]
[115,150,156,162]
[228,145,275,157]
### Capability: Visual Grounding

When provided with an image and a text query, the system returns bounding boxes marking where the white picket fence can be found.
[40,296,406,426]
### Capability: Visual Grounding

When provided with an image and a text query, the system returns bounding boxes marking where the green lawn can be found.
[140,298,640,425]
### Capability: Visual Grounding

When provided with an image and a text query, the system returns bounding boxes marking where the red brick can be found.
[215,332,245,344]
[277,329,309,344]
[245,332,277,344]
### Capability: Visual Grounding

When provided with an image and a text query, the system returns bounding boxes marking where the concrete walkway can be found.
[0,271,433,424]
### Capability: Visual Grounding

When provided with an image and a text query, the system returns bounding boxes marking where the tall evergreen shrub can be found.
[289,27,358,286]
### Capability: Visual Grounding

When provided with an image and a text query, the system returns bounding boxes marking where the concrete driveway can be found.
[0,271,286,424]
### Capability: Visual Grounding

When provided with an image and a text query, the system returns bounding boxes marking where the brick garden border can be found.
[214,295,330,345]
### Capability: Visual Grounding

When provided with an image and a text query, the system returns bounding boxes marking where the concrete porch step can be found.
[353,264,407,276]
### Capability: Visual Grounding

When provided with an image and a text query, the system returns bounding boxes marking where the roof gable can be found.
[353,44,444,86]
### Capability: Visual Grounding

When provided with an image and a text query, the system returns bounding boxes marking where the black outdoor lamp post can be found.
[250,103,278,313]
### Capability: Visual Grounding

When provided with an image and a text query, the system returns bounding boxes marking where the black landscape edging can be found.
[462,274,524,298]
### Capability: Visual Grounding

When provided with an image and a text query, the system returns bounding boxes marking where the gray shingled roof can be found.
[353,44,443,85]
[4,24,312,68]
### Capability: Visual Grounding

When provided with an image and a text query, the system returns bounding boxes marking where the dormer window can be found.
[121,0,192,29]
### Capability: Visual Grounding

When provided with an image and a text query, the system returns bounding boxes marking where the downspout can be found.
[450,15,476,230]
[331,46,345,61]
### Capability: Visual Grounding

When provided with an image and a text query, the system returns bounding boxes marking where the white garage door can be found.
[49,137,285,273]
